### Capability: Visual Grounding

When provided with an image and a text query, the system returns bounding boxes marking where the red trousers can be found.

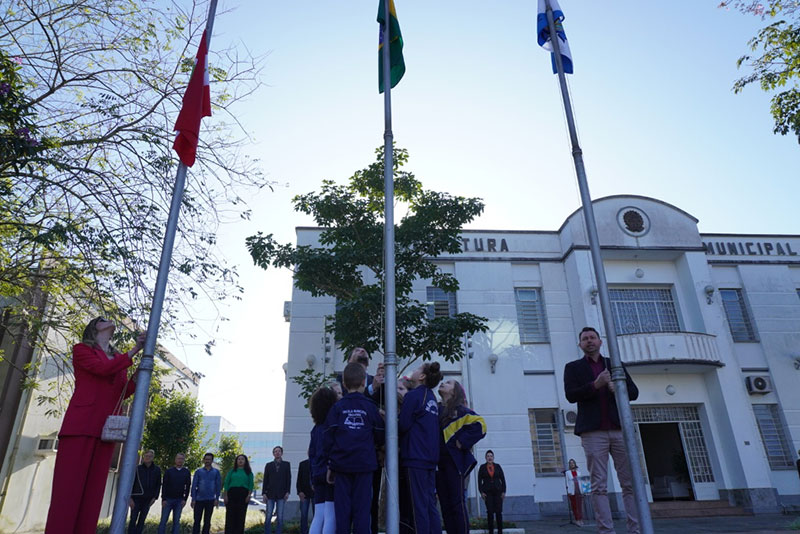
[568,494,582,520]
[45,435,115,534]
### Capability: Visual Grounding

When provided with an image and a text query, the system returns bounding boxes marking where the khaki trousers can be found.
[581,430,640,534]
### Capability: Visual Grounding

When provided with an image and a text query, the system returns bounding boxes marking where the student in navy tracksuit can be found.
[437,380,486,534]
[396,376,413,534]
[399,362,443,534]
[308,386,339,534]
[323,363,385,534]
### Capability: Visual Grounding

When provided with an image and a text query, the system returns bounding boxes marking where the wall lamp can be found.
[589,286,598,305]
[306,354,316,368]
[488,353,498,374]
[704,285,715,304]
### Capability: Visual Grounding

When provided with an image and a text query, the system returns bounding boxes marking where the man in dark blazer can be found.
[336,347,385,405]
[263,446,291,534]
[563,327,640,534]
[128,449,161,534]
[296,459,314,534]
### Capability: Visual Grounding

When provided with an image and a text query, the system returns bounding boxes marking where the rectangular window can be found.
[515,288,549,343]
[426,286,456,319]
[719,289,757,342]
[609,288,680,335]
[752,404,794,469]
[528,409,563,475]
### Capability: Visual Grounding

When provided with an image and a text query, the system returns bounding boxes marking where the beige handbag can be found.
[101,375,132,442]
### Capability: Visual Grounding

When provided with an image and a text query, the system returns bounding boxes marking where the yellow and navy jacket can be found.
[439,404,487,477]
[399,385,439,469]
[323,391,385,473]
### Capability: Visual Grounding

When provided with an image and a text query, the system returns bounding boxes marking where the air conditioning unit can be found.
[563,409,578,427]
[745,375,773,395]
[35,435,59,457]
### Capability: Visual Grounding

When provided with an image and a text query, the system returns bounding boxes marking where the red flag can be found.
[173,31,211,167]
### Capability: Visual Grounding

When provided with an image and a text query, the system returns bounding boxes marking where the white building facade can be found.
[202,415,283,481]
[280,195,800,519]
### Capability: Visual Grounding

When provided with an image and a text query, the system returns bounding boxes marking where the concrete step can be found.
[649,500,748,518]
[650,499,733,510]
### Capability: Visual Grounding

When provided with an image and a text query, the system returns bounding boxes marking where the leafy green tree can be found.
[291,369,338,408]
[723,1,800,141]
[0,0,270,399]
[247,147,488,373]
[141,392,206,471]
[216,434,244,481]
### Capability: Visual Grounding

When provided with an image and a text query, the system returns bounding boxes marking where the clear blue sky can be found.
[174,1,800,431]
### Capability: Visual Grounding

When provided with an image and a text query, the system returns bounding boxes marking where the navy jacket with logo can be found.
[439,404,486,477]
[399,385,439,469]
[308,423,328,479]
[323,391,385,473]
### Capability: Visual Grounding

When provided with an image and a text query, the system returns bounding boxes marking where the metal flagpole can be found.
[543,2,654,533]
[381,1,400,534]
[108,2,218,532]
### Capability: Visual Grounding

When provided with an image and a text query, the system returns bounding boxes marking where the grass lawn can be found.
[96,509,273,533]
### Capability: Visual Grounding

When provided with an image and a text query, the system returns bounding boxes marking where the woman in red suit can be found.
[45,316,145,534]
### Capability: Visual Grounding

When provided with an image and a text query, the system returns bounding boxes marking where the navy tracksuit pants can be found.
[403,467,441,534]
[334,471,373,534]
[436,458,469,534]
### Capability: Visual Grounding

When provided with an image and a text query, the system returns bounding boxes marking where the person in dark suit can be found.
[478,450,506,534]
[796,450,800,480]
[263,446,291,534]
[128,449,162,534]
[336,347,384,405]
[44,317,145,534]
[563,327,640,534]
[297,459,314,534]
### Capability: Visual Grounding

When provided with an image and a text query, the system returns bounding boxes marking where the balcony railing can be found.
[617,332,722,366]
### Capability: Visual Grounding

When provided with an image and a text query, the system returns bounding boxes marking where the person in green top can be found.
[223,454,254,534]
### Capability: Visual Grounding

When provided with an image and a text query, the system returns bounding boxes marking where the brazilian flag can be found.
[377,0,405,93]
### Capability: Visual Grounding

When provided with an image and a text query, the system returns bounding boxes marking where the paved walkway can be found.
[515,514,797,533]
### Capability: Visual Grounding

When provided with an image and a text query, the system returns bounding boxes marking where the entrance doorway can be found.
[639,423,693,501]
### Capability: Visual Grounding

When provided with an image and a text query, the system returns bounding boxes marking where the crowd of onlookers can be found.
[43,316,644,534]
[116,345,490,534]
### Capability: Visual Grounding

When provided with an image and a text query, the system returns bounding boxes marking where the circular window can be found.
[617,207,650,237]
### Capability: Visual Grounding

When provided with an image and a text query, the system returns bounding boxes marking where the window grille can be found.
[426,286,456,319]
[752,404,794,469]
[680,421,715,483]
[608,288,680,335]
[528,409,563,475]
[719,289,757,342]
[515,288,549,343]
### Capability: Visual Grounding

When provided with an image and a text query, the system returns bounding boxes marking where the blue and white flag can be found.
[537,0,573,74]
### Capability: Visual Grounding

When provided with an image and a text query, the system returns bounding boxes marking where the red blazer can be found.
[59,343,135,438]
